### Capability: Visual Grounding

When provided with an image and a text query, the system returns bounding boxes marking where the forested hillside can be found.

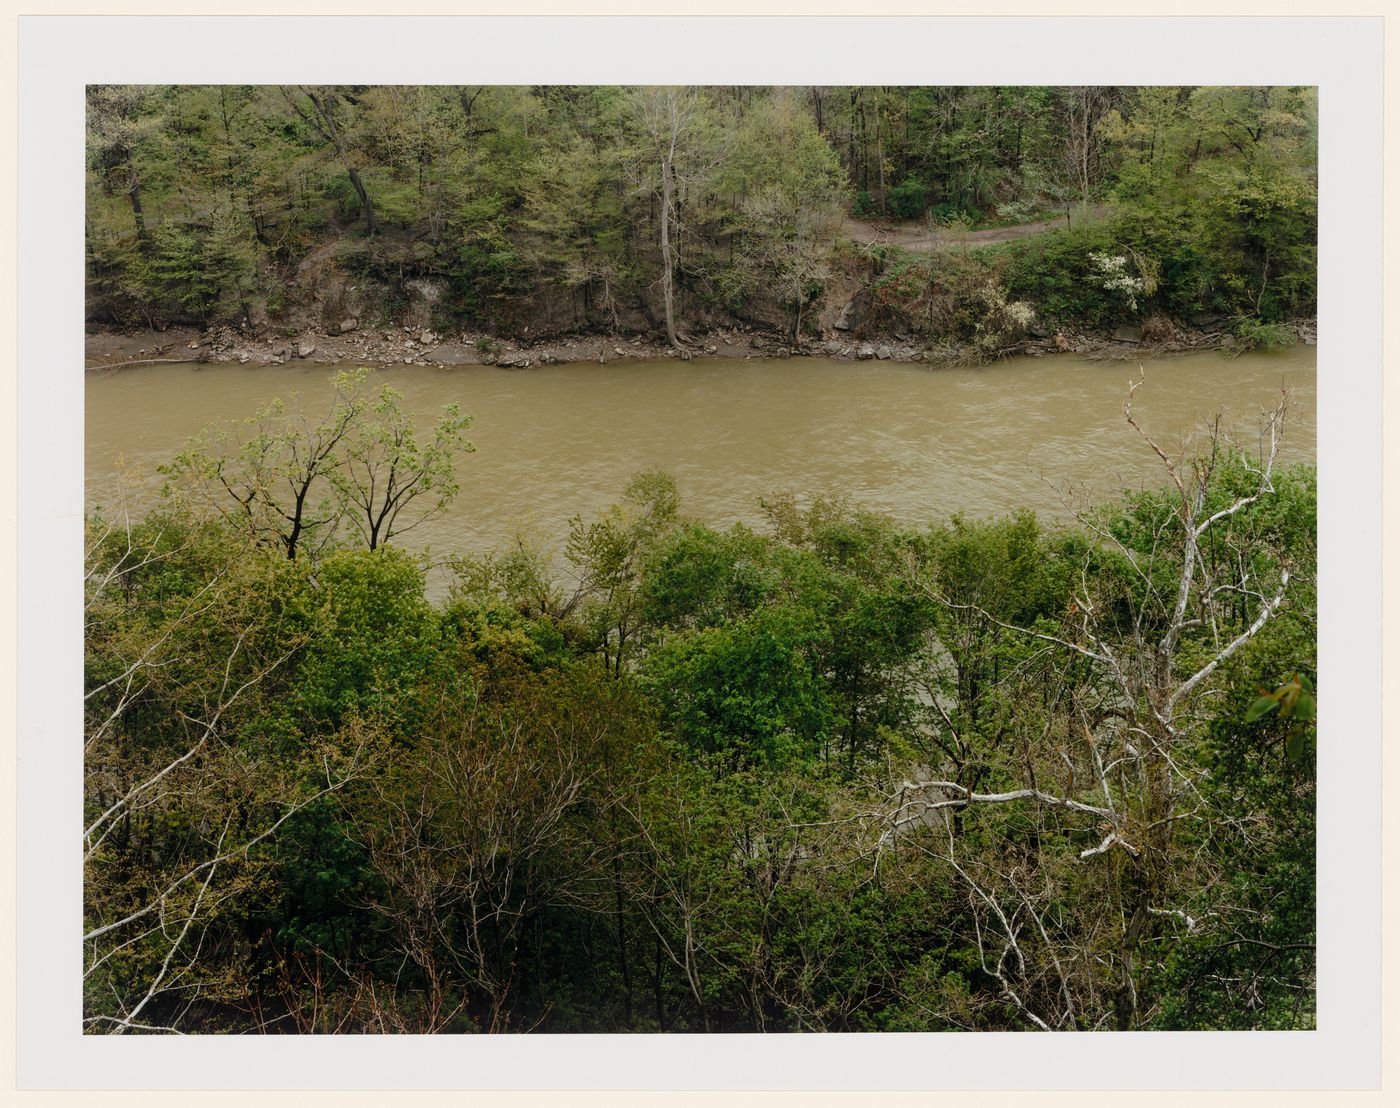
[87,85,1317,358]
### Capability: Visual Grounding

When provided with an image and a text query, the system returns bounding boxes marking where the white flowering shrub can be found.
[1004,299,1036,328]
[1090,252,1146,311]
[971,281,1037,358]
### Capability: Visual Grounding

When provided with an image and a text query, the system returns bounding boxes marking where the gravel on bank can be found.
[85,317,1317,373]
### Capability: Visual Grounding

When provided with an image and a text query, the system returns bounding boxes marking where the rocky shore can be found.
[85,316,1317,373]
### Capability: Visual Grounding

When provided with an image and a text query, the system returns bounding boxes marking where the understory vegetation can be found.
[87,85,1317,351]
[84,376,1316,1034]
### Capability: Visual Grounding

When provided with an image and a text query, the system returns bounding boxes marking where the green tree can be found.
[563,470,680,677]
[162,369,475,559]
[160,370,368,559]
[330,384,474,551]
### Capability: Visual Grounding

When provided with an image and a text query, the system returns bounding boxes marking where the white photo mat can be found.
[14,13,1383,1092]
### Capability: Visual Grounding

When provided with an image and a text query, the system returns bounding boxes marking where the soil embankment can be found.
[83,208,1314,373]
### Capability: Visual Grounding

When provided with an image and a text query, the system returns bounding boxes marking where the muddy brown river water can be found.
[86,347,1316,582]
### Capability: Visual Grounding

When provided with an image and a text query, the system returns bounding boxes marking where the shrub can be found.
[998,221,1120,327]
[1230,317,1297,355]
[928,202,984,227]
[994,197,1040,224]
[888,178,928,221]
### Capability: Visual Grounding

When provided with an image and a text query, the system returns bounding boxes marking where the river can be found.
[86,347,1316,580]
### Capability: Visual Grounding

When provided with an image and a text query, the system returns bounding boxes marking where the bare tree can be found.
[880,382,1296,1029]
[1061,86,1116,206]
[629,87,721,352]
[346,677,603,1031]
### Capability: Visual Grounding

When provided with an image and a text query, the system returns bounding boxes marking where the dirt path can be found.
[841,204,1111,253]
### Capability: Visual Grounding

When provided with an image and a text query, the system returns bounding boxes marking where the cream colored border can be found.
[2,3,1394,1105]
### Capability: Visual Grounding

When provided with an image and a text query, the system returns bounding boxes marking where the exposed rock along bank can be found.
[84,316,1317,373]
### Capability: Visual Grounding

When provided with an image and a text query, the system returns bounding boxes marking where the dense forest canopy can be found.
[86,85,1317,353]
[86,375,1316,1034]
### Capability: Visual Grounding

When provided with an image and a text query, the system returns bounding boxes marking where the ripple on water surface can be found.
[87,347,1317,568]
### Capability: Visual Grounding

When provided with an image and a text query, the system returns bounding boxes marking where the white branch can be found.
[1166,570,1289,714]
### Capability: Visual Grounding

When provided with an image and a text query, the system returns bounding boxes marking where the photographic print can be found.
[80,79,1321,1039]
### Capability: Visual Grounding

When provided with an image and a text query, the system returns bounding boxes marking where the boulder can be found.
[420,330,435,345]
[834,301,857,331]
[295,340,316,359]
[822,340,845,355]
[1112,324,1142,344]
[856,343,876,360]
[340,318,359,333]
[875,344,893,360]
[424,344,479,366]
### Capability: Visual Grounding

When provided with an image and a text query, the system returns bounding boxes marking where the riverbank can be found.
[84,316,1317,373]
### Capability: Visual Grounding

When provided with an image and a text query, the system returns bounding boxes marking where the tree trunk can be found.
[874,87,887,213]
[127,179,149,246]
[846,89,859,187]
[612,858,634,1029]
[653,935,667,1030]
[660,155,679,348]
[348,167,376,237]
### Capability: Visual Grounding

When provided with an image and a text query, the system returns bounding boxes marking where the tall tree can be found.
[628,86,718,350]
[87,85,161,246]
[281,85,377,235]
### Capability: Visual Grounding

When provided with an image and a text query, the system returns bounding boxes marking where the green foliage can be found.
[888,178,929,220]
[87,449,1317,1032]
[161,369,474,560]
[642,607,831,770]
[999,223,1121,327]
[564,470,680,675]
[1232,316,1297,354]
[85,84,1315,343]
[284,546,439,730]
[331,384,474,550]
[928,201,983,226]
